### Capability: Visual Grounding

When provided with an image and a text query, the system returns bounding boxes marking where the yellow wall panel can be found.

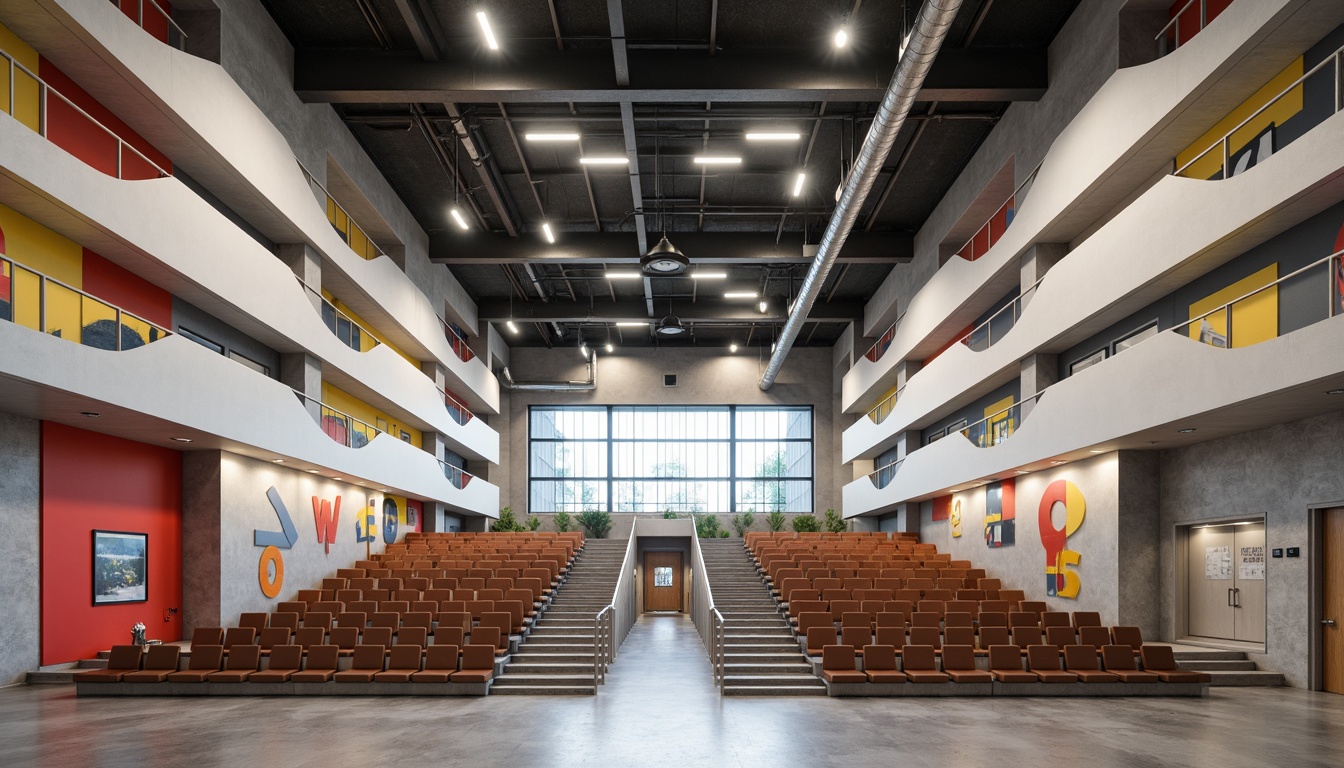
[321,383,422,449]
[321,288,418,366]
[0,203,83,287]
[1176,58,1304,179]
[0,22,41,132]
[1188,263,1278,348]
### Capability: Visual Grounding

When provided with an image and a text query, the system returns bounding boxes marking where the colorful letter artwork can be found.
[984,479,1015,548]
[1038,480,1086,599]
[950,498,963,539]
[254,487,298,598]
[313,496,341,554]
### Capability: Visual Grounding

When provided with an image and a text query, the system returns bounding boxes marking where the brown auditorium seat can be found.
[303,612,334,633]
[121,645,181,683]
[251,645,304,683]
[1140,645,1212,683]
[796,612,831,636]
[207,644,261,683]
[942,645,992,683]
[884,600,915,617]
[862,645,906,683]
[1078,626,1111,648]
[497,600,528,633]
[978,626,1010,649]
[1045,625,1077,648]
[424,588,454,604]
[820,645,868,684]
[393,589,421,604]
[297,590,324,604]
[805,626,838,656]
[1026,645,1078,683]
[238,613,269,633]
[190,627,224,647]
[1101,645,1159,683]
[374,645,424,683]
[451,644,497,683]
[841,626,873,651]
[875,626,906,647]
[402,611,434,633]
[413,645,460,683]
[944,612,974,629]
[291,645,341,683]
[336,612,368,630]
[1041,611,1072,630]
[1011,626,1043,650]
[269,612,300,632]
[944,626,976,647]
[379,600,412,616]
[479,611,514,641]
[349,578,377,593]
[980,600,1011,615]
[223,627,257,652]
[322,578,347,591]
[900,645,948,683]
[988,644,1036,683]
[1063,645,1117,683]
[439,609,472,634]
[1111,626,1144,652]
[1008,611,1037,628]
[363,627,394,649]
[397,627,429,648]
[167,645,223,682]
[329,626,359,655]
[1072,611,1102,628]
[909,626,941,650]
[411,601,439,618]
[1019,601,1048,617]
[876,611,906,630]
[333,645,386,682]
[349,600,378,617]
[335,589,362,605]
[506,589,538,618]
[470,626,509,657]
[258,627,292,653]
[910,612,940,628]
[294,626,325,649]
[370,612,400,632]
[312,601,343,617]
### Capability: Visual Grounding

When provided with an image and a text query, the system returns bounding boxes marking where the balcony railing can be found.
[862,318,899,363]
[293,390,383,449]
[295,277,382,354]
[442,388,476,427]
[959,392,1045,449]
[440,459,475,490]
[958,275,1046,352]
[444,320,476,363]
[110,0,189,51]
[296,162,389,262]
[1155,0,1223,58]
[867,458,904,490]
[1,256,171,350]
[865,389,900,425]
[953,164,1040,262]
[1176,41,1344,180]
[1,47,172,180]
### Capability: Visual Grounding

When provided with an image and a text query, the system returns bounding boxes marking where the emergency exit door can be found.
[1187,522,1266,644]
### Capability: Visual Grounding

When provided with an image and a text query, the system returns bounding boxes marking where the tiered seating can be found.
[76,532,582,697]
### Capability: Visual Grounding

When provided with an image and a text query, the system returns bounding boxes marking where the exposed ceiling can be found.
[262,0,1080,350]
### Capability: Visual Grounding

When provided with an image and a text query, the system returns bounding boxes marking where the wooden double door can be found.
[644,552,683,612]
[1187,522,1266,644]
[1324,508,1344,694]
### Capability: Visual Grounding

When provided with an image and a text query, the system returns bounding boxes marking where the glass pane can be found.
[736,407,811,439]
[612,406,729,440]
[530,440,606,479]
[530,480,607,513]
[532,408,607,440]
[611,480,729,514]
[611,441,729,478]
[654,567,673,587]
[736,480,811,513]
[736,442,812,479]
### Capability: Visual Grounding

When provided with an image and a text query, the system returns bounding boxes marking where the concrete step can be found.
[490,684,597,695]
[504,662,596,675]
[1179,659,1258,671]
[723,676,827,693]
[1172,650,1249,661]
[723,662,814,674]
[724,652,815,664]
[1205,670,1285,686]
[725,642,800,653]
[511,654,595,665]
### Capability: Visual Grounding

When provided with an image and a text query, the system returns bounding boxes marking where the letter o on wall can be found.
[258,545,285,598]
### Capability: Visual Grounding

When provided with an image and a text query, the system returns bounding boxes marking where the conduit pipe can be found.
[501,353,597,391]
[758,0,963,389]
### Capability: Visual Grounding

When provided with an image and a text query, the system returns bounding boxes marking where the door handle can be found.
[1232,587,1241,608]
[1325,619,1338,627]
[1227,588,1234,607]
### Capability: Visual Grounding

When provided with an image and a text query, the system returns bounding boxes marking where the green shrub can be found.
[694,514,724,539]
[731,512,754,537]
[663,510,680,519]
[526,515,542,531]
[824,509,847,533]
[720,531,729,538]
[766,510,787,532]
[791,514,821,533]
[576,509,613,539]
[553,510,572,532]
[492,507,526,532]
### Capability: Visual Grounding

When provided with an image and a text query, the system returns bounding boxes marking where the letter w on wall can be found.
[313,496,341,554]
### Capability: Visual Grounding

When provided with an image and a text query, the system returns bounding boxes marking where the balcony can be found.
[108,0,188,51]
[0,254,170,350]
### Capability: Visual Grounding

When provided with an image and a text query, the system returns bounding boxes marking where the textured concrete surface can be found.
[0,413,40,687]
[3,615,1344,767]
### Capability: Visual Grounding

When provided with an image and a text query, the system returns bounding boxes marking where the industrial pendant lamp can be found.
[656,298,687,336]
[642,123,688,275]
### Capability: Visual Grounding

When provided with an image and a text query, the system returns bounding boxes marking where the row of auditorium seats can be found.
[193,617,515,656]
[802,620,1147,656]
[819,643,1210,686]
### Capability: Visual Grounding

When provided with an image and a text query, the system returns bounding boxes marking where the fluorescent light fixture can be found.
[1090,449,1104,454]
[580,156,629,166]
[476,11,499,50]
[694,156,742,165]
[524,132,580,142]
[745,132,801,141]
[542,222,555,244]
[273,459,285,463]
[605,343,614,353]
[616,321,648,328]
[792,172,806,197]
[758,301,768,313]
[605,271,643,280]
[505,320,519,335]
[1328,388,1344,395]
[171,437,193,443]
[690,271,727,279]
[450,207,469,230]
[580,343,589,359]
[729,344,738,353]
[834,27,849,48]
[724,291,758,299]
[1014,470,1029,475]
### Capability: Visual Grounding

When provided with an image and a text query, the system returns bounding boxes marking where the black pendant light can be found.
[642,122,688,275]
[656,298,687,336]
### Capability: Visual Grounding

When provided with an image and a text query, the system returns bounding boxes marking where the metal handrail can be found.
[593,605,612,687]
[957,390,1046,448]
[443,319,476,363]
[294,276,383,353]
[295,161,390,262]
[111,0,190,51]
[1155,0,1207,57]
[865,387,901,425]
[438,459,476,490]
[866,457,905,489]
[441,387,476,426]
[958,273,1047,352]
[1175,43,1344,179]
[1,255,172,349]
[712,607,725,691]
[862,317,899,363]
[952,163,1041,262]
[593,518,639,687]
[291,389,384,449]
[2,47,172,180]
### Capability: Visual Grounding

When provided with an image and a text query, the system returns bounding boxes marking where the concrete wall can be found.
[0,413,40,685]
[496,347,841,518]
[1158,408,1344,688]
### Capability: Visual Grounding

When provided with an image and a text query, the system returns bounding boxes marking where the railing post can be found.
[39,274,46,335]
[1222,137,1231,180]
[1199,0,1206,32]
[1336,52,1343,115]
[115,308,122,351]
[39,83,46,137]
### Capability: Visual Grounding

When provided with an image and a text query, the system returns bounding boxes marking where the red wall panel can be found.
[80,248,173,328]
[118,0,174,45]
[41,422,183,665]
[38,58,172,180]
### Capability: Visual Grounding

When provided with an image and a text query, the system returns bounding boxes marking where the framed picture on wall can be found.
[92,530,148,605]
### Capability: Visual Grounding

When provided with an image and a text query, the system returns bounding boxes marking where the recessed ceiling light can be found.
[792,172,806,197]
[606,272,643,280]
[691,271,727,279]
[171,437,193,443]
[1015,471,1029,475]
[505,320,519,334]
[308,469,320,474]
[524,132,579,142]
[1327,388,1344,395]
[724,291,758,299]
[1178,428,1197,433]
[542,222,556,244]
[273,459,285,463]
[450,207,469,230]
[579,156,629,166]
[1051,460,1067,465]
[476,11,499,50]
[745,132,801,141]
[616,321,648,327]
[729,343,738,353]
[833,27,849,48]
[605,343,614,353]
[694,156,742,165]
[948,489,961,493]
[1090,449,1104,454]
[80,411,100,418]
[333,477,342,481]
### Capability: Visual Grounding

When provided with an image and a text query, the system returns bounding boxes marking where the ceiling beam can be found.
[294,48,1047,104]
[390,0,445,61]
[477,297,864,324]
[429,231,912,265]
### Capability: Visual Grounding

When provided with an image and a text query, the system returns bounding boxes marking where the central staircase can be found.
[491,538,628,695]
[699,539,826,696]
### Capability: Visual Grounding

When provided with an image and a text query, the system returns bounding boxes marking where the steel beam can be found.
[429,231,912,265]
[477,297,863,324]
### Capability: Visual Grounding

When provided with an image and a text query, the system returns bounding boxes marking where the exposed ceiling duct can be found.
[758,0,964,390]
[500,353,597,391]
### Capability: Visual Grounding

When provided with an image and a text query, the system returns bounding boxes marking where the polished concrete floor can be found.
[3,615,1343,767]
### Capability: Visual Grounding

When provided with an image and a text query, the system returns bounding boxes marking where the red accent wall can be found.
[1168,0,1232,48]
[38,58,172,181]
[118,0,174,45]
[81,248,173,328]
[41,422,183,665]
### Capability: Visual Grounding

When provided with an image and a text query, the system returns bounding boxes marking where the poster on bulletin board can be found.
[1205,546,1231,580]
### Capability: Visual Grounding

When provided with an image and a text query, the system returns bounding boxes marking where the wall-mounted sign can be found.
[1038,480,1086,599]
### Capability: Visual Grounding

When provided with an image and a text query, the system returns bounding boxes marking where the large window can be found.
[529,406,813,514]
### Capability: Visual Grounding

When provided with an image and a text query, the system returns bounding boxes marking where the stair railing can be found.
[688,525,725,692]
[594,518,639,688]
